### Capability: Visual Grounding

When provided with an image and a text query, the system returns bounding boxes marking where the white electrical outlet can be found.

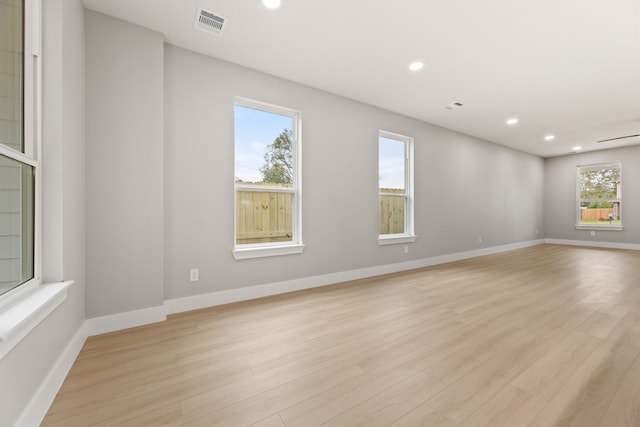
[590,231,596,237]
[535,229,539,235]
[478,236,482,244]
[404,245,409,254]
[190,268,199,282]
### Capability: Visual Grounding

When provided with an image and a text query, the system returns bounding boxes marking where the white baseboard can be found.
[84,239,546,333]
[82,237,639,334]
[545,239,640,251]
[15,322,87,427]
[165,239,545,315]
[86,305,166,336]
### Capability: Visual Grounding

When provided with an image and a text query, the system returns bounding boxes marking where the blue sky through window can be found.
[235,105,293,183]
[379,136,405,190]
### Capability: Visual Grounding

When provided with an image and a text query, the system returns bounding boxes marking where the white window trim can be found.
[575,161,623,231]
[575,225,623,231]
[0,281,73,360]
[0,0,71,361]
[377,130,416,245]
[232,97,304,260]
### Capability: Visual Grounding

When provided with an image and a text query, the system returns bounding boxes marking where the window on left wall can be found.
[0,0,39,298]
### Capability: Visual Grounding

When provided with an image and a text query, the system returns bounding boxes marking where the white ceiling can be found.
[83,0,640,158]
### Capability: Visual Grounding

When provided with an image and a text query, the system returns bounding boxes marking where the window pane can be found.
[379,137,405,192]
[578,165,621,225]
[236,190,293,244]
[234,101,300,248]
[0,0,24,152]
[0,153,34,296]
[379,195,405,235]
[235,105,294,187]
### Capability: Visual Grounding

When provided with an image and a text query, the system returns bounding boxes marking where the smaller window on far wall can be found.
[378,131,415,244]
[576,162,622,229]
[233,98,303,259]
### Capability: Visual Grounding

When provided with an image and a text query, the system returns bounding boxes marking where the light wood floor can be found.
[42,244,640,426]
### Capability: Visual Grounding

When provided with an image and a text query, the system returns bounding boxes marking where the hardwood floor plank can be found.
[426,322,567,424]
[40,245,640,427]
[511,331,600,400]
[319,369,443,427]
[277,360,422,426]
[597,356,640,427]
[389,402,457,427]
[575,303,631,338]
[529,346,639,427]
[458,385,547,427]
[183,364,365,425]
[248,414,286,427]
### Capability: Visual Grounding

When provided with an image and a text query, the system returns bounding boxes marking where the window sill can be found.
[378,235,417,245]
[233,243,305,260]
[575,225,623,231]
[0,280,73,360]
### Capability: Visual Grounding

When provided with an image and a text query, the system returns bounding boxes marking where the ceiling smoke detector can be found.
[444,101,464,110]
[194,7,227,36]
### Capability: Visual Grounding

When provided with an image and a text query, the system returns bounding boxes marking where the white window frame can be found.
[232,97,304,260]
[0,0,42,305]
[378,130,416,245]
[0,0,72,361]
[575,161,623,231]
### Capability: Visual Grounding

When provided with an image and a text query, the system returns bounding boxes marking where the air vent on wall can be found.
[195,7,227,36]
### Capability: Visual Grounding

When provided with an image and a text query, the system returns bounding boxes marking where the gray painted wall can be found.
[82,13,543,315]
[545,145,640,244]
[85,11,165,318]
[0,0,86,425]
[163,44,545,301]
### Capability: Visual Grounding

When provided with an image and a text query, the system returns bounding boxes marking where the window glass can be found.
[0,0,35,298]
[378,132,413,238]
[0,154,34,296]
[379,137,405,191]
[234,101,300,247]
[235,105,294,188]
[578,163,621,226]
[0,0,24,153]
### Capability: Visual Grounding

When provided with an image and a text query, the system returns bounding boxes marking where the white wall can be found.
[163,44,545,301]
[0,0,86,425]
[85,11,164,318]
[545,145,640,244]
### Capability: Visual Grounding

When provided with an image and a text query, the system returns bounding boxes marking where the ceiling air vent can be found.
[195,7,227,36]
[596,134,640,144]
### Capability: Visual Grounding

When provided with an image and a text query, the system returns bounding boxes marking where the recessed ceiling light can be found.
[263,0,281,9]
[544,135,555,141]
[409,61,424,71]
[572,146,582,151]
[506,118,519,125]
